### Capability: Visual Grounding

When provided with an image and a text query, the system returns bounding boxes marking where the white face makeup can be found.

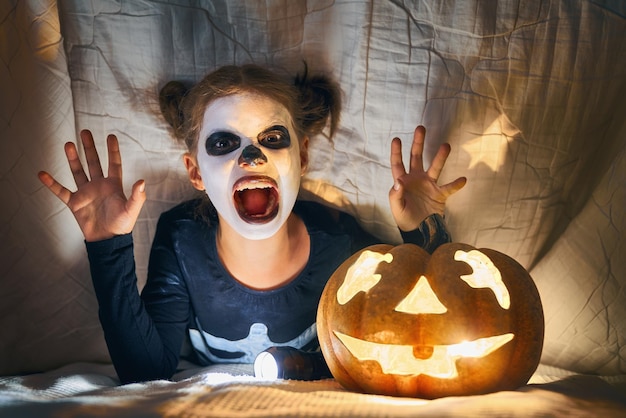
[195,93,303,240]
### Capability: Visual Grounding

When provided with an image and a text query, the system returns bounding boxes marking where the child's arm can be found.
[40,130,185,383]
[86,232,188,384]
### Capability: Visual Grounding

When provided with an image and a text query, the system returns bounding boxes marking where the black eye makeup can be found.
[205,131,241,156]
[257,125,291,149]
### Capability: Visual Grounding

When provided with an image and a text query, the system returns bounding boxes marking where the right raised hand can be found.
[38,130,146,242]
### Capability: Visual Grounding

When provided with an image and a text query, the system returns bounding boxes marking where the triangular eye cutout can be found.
[395,276,447,314]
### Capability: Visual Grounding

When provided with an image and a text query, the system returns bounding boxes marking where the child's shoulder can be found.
[158,198,216,225]
[294,200,356,233]
[294,200,379,248]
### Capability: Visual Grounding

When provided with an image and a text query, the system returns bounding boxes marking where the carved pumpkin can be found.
[317,242,544,399]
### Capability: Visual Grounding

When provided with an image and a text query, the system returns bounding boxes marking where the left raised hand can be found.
[389,125,466,232]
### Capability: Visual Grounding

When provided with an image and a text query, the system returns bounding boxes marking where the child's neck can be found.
[215,213,310,290]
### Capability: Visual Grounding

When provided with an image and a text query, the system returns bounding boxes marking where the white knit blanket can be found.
[1,363,625,417]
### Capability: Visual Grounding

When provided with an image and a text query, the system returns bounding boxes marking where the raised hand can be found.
[38,130,146,242]
[388,125,466,232]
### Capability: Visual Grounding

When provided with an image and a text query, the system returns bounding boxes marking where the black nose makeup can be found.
[238,144,268,167]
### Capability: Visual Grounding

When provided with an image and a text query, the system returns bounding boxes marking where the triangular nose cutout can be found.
[395,276,447,314]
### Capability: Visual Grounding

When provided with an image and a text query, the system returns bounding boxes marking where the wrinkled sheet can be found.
[1,0,626,411]
[1,363,625,417]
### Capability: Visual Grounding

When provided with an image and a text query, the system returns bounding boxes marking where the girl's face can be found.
[190,93,305,240]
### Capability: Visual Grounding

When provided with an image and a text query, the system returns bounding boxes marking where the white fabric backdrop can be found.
[1,0,625,377]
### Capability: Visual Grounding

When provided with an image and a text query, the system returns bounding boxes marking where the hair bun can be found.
[159,80,190,139]
[294,64,342,138]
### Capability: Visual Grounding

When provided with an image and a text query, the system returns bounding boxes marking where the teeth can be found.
[237,183,271,191]
[235,179,275,192]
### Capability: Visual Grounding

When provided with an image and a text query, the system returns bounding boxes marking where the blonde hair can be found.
[159,63,341,153]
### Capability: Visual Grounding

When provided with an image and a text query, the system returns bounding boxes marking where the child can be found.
[38,64,466,383]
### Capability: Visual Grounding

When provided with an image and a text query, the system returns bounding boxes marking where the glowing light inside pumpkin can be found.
[334,331,514,379]
[446,334,514,357]
[395,276,447,314]
[337,250,393,305]
[454,250,511,309]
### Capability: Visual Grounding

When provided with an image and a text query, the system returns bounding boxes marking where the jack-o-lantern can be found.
[317,242,544,399]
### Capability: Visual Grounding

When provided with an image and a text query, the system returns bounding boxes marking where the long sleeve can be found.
[85,228,189,383]
[399,213,452,253]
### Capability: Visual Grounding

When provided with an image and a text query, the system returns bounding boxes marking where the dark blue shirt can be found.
[86,199,450,383]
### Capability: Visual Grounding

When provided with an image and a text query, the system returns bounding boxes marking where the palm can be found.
[67,177,138,240]
[389,126,466,232]
[38,130,145,242]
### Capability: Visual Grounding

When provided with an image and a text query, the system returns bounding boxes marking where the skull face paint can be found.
[196,93,303,240]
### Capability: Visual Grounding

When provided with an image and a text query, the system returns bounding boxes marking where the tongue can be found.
[241,188,270,215]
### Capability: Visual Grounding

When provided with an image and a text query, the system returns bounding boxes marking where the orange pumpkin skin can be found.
[317,243,544,399]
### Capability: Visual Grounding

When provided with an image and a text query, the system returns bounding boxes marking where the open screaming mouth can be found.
[233,176,279,224]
